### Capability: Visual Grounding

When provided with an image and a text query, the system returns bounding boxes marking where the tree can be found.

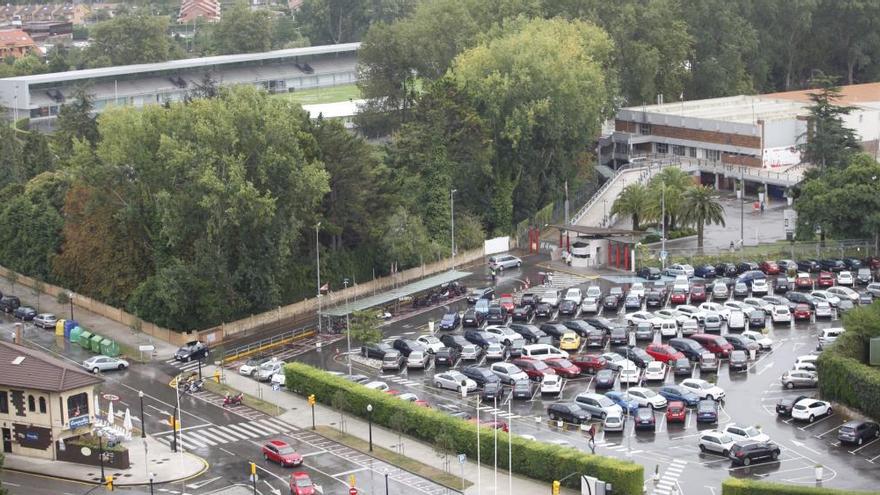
[33,280,44,312]
[745,0,818,91]
[680,185,726,248]
[434,428,457,472]
[87,15,176,66]
[331,390,350,432]
[54,88,99,154]
[297,0,418,45]
[611,183,649,230]
[381,207,438,269]
[798,76,861,171]
[211,2,273,54]
[646,167,693,230]
[348,310,382,345]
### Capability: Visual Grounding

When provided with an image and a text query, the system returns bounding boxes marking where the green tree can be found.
[297,0,418,45]
[798,76,861,171]
[87,14,176,66]
[348,310,382,345]
[745,0,818,91]
[812,0,880,85]
[382,207,438,268]
[331,390,350,432]
[211,2,273,54]
[647,167,693,230]
[611,183,649,230]
[54,88,99,154]
[680,185,726,248]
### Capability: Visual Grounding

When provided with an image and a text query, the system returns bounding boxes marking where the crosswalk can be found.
[653,459,687,495]
[153,417,295,450]
[539,271,591,291]
[380,374,423,388]
[163,357,203,373]
[476,404,519,420]
[188,390,268,420]
[594,438,644,455]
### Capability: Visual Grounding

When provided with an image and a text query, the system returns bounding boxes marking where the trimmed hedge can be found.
[722,478,879,495]
[285,363,643,494]
[817,345,880,420]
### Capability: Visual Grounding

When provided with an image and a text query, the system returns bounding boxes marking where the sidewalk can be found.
[212,365,578,495]
[2,435,207,486]
[0,277,178,358]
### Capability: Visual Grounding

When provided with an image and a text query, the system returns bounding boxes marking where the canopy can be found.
[321,270,471,317]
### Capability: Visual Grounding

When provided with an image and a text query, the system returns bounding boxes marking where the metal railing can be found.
[570,163,648,226]
[222,325,316,363]
[630,153,809,187]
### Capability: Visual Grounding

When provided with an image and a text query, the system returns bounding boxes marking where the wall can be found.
[616,119,760,148]
[483,237,510,256]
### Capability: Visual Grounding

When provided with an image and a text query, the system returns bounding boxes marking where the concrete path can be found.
[572,166,659,227]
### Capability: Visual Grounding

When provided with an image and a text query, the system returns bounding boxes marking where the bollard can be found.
[557,420,563,428]
[536,416,541,426]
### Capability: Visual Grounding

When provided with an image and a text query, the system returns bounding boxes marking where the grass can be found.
[203,379,283,417]
[276,83,361,105]
[315,425,472,491]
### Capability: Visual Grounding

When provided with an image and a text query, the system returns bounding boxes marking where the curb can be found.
[535,262,601,279]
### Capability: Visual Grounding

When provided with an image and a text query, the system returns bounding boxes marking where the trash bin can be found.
[69,325,82,344]
[89,333,103,353]
[78,330,93,349]
[100,338,119,357]
[55,318,66,337]
[64,320,78,341]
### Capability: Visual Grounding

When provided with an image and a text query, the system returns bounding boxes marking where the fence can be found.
[515,176,603,248]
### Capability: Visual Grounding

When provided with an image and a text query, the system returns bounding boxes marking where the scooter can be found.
[223,392,243,407]
[187,379,204,393]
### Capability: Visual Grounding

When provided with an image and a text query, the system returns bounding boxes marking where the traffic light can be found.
[250,462,257,476]
[308,394,316,406]
[552,480,560,495]
[105,475,114,491]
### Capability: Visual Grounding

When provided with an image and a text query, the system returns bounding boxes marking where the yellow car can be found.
[559,331,581,351]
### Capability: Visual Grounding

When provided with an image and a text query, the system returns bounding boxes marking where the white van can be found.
[818,328,845,349]
[521,343,569,360]
[727,311,746,331]
[658,320,678,338]
[673,275,690,291]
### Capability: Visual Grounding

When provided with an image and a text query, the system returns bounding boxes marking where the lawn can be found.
[278,83,361,105]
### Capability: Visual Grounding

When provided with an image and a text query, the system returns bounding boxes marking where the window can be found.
[656,143,669,154]
[66,392,89,418]
[672,145,686,156]
[39,397,46,414]
[28,395,35,412]
[0,391,7,414]
[706,149,721,161]
[638,123,652,135]
[688,147,697,158]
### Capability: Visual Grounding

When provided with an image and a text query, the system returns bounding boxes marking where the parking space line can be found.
[797,414,837,430]
[814,424,843,438]
[849,437,880,454]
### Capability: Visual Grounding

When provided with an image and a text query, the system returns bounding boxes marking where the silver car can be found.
[83,355,129,373]
[256,360,283,381]
[33,313,57,329]
[460,344,483,361]
[434,371,477,392]
[699,430,735,456]
[575,392,622,419]
[407,350,430,369]
[604,410,625,432]
[711,283,729,300]
[488,254,522,271]
[781,370,818,389]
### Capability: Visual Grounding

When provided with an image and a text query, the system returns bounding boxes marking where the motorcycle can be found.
[223,392,243,407]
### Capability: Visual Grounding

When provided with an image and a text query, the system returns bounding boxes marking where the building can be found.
[0,42,359,128]
[178,0,221,23]
[0,29,37,59]
[0,4,90,26]
[599,83,880,170]
[21,20,73,43]
[302,98,363,128]
[0,340,102,460]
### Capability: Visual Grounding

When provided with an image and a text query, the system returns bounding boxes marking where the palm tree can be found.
[648,167,694,230]
[611,183,649,230]
[680,185,726,248]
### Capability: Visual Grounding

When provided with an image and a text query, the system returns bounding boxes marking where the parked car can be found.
[722,424,770,444]
[520,293,539,308]
[623,294,641,310]
[700,430,735,456]
[33,313,57,329]
[511,304,534,321]
[838,420,880,446]
[462,309,484,327]
[667,264,695,278]
[460,344,484,361]
[646,343,685,363]
[774,277,791,294]
[594,369,616,389]
[569,353,607,374]
[696,399,719,423]
[175,341,209,362]
[467,287,496,304]
[820,259,846,272]
[715,263,738,277]
[575,393,623,419]
[558,299,578,316]
[618,364,641,385]
[658,385,700,407]
[733,282,750,298]
[83,355,130,373]
[711,282,729,300]
[0,296,20,313]
[760,261,780,275]
[817,271,835,287]
[667,338,707,361]
[797,259,821,273]
[689,284,707,303]
[463,329,498,349]
[609,327,629,346]
[511,380,532,400]
[439,312,461,330]
[729,441,780,466]
[634,408,656,431]
[580,297,600,314]
[239,356,272,376]
[480,381,505,402]
[781,369,818,389]
[393,339,427,357]
[666,401,687,423]
[694,265,716,278]
[435,347,460,367]
[439,334,469,352]
[604,391,639,415]
[407,350,431,369]
[671,358,692,377]
[491,362,529,384]
[837,271,855,286]
[489,254,522,271]
[627,387,668,409]
[638,267,662,280]
[604,411,626,432]
[547,402,591,424]
[544,358,581,378]
[775,395,810,417]
[857,268,873,285]
[771,305,791,323]
[416,335,444,354]
[511,358,556,381]
[645,291,664,308]
[724,335,758,353]
[791,398,832,422]
[680,378,725,400]
[484,325,522,345]
[461,365,500,388]
[13,306,36,321]
[670,288,688,305]
[634,322,654,341]
[699,352,718,372]
[256,360,284,381]
[433,371,477,392]
[643,361,667,381]
[690,333,734,357]
[509,323,545,343]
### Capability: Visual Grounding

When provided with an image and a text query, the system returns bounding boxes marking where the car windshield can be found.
[487,344,502,352]
[641,389,656,398]
[695,382,711,389]
[442,314,455,322]
[278,446,295,454]
[554,359,573,367]
[295,478,312,487]
[744,426,761,437]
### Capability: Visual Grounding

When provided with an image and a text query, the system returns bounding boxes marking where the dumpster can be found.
[64,320,78,341]
[78,330,93,349]
[55,318,66,337]
[69,326,83,344]
[89,333,103,353]
[100,338,120,357]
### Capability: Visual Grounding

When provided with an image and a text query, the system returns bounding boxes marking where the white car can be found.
[33,313,57,329]
[811,290,841,307]
[795,354,819,366]
[727,310,746,331]
[581,297,599,313]
[771,305,791,323]
[416,335,445,353]
[540,374,562,394]
[629,282,646,299]
[83,355,130,373]
[542,290,560,307]
[490,362,528,384]
[256,360,284,381]
[667,264,695,278]
[586,286,602,299]
[626,310,661,328]
[814,301,833,318]
[751,278,770,295]
[522,343,569,360]
[698,302,730,320]
[364,381,390,392]
[628,387,668,409]
[644,361,667,381]
[722,423,770,443]
[699,430,736,456]
[676,305,702,320]
[827,286,859,303]
[564,288,583,305]
[484,325,522,345]
[601,352,637,372]
[673,275,690,291]
[792,361,817,372]
[656,320,678,338]
[680,378,726,401]
[743,297,773,314]
[791,399,832,422]
[837,271,854,286]
[741,330,773,350]
[604,411,626,432]
[407,350,431,369]
[723,301,750,313]
[618,364,641,385]
[270,372,285,387]
[654,309,689,326]
[398,392,420,402]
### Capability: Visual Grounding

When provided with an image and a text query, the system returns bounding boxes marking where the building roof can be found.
[321,270,472,317]
[624,95,809,124]
[551,225,644,237]
[179,0,221,23]
[302,99,364,119]
[0,340,102,393]
[0,42,360,85]
[765,82,880,106]
[0,29,36,48]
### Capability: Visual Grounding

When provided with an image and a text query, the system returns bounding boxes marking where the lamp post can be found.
[384,471,389,494]
[740,166,745,249]
[450,189,457,270]
[366,404,373,452]
[67,291,74,320]
[139,391,146,437]
[316,222,322,334]
[96,429,106,482]
[344,278,352,375]
[149,472,155,495]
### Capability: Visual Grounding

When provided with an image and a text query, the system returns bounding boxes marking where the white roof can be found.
[624,95,810,124]
[302,99,364,119]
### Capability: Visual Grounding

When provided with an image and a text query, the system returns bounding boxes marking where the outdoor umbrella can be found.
[107,400,115,426]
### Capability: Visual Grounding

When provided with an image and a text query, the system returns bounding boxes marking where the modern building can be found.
[0,42,359,127]
[0,340,102,460]
[178,0,221,23]
[0,29,37,59]
[599,83,880,170]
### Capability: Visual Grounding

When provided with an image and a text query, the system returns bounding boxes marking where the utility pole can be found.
[450,189,457,270]
[344,278,352,375]
[740,166,745,249]
[661,185,666,270]
[316,222,322,334]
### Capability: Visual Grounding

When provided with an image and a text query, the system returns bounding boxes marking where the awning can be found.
[321,270,471,317]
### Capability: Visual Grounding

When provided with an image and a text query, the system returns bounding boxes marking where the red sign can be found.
[102,394,119,401]
[349,488,358,495]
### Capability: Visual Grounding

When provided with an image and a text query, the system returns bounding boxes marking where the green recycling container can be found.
[89,333,103,353]
[78,330,93,349]
[69,326,83,344]
[100,338,119,357]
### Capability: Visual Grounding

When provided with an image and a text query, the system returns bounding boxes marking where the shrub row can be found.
[284,362,644,494]
[722,478,878,495]
[817,342,880,420]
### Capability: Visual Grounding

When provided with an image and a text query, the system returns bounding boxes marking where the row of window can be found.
[0,391,47,414]
[654,143,721,161]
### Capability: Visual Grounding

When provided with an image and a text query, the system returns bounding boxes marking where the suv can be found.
[488,254,522,271]
[485,305,507,325]
[175,341,208,362]
[467,287,496,304]
[838,420,880,445]
[729,441,780,466]
[0,295,20,313]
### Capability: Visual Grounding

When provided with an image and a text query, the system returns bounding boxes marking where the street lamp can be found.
[450,189,457,270]
[366,404,373,452]
[343,278,352,375]
[96,429,106,482]
[385,471,389,494]
[316,222,322,334]
[139,391,146,437]
[67,291,74,320]
[149,472,155,495]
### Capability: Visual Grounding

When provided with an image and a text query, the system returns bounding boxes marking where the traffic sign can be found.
[102,394,119,401]
[659,250,668,261]
[458,453,467,464]
[349,488,358,495]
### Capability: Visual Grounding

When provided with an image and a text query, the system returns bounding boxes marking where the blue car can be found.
[694,265,716,278]
[439,312,461,331]
[604,391,640,415]
[696,400,718,423]
[658,385,700,407]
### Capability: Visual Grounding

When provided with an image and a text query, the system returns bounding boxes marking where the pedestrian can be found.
[760,201,765,214]
[547,272,554,286]
[490,267,497,283]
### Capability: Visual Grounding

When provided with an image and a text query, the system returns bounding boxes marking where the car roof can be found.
[268,439,290,447]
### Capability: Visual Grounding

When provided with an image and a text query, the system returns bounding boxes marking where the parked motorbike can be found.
[223,392,244,407]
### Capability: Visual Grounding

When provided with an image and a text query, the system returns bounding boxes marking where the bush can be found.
[722,478,877,495]
[285,363,643,494]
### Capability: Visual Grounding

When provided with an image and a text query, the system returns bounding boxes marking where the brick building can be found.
[178,0,221,23]
[0,29,36,59]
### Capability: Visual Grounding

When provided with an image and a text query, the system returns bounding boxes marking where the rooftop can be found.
[766,81,880,106]
[321,270,471,317]
[0,29,36,47]
[624,95,810,124]
[0,340,103,393]
[302,99,364,119]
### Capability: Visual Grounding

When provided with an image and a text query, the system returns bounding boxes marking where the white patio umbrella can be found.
[94,395,101,418]
[123,408,132,431]
[107,400,115,426]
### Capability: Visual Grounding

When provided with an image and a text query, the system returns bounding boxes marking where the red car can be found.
[499,294,515,313]
[415,400,431,408]
[670,289,687,305]
[261,440,303,467]
[760,261,780,275]
[689,284,707,303]
[793,304,812,321]
[289,472,315,495]
[795,273,813,290]
[568,353,607,373]
[666,401,687,423]
[473,419,509,432]
[645,343,685,363]
[511,358,556,381]
[544,358,581,378]
[817,271,835,287]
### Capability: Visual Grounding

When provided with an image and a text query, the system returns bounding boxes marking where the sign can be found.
[80,447,92,456]
[458,453,467,464]
[659,250,668,261]
[349,488,358,495]
[102,394,119,401]
[138,345,155,352]
[69,415,90,430]
[428,321,434,334]
[25,432,38,441]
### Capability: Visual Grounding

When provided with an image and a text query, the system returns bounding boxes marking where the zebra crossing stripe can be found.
[262,417,294,431]
[256,418,287,432]
[187,432,217,446]
[225,423,259,439]
[216,425,251,440]
[237,422,276,436]
[194,429,231,444]
[179,435,207,449]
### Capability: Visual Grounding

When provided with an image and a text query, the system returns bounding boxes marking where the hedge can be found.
[722,478,879,495]
[817,343,880,420]
[284,363,644,494]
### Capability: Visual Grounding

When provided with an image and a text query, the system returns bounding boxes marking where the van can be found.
[817,328,845,349]
[658,320,678,338]
[521,343,568,361]
[690,333,734,357]
[699,352,718,372]
[727,310,745,331]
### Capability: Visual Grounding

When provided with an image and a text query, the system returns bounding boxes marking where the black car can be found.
[797,259,821,273]
[819,259,846,272]
[0,295,20,313]
[638,267,662,280]
[774,277,791,293]
[462,309,484,327]
[748,309,766,327]
[461,365,500,387]
[481,381,505,402]
[724,337,753,354]
[634,408,656,431]
[510,323,545,343]
[696,400,718,423]
[562,320,593,337]
[671,358,692,376]
[558,299,578,316]
[843,258,863,270]
[715,263,738,277]
[534,303,553,318]
[736,262,760,274]
[392,339,426,357]
[667,338,706,361]
[603,295,621,310]
[467,287,496,304]
[464,329,498,348]
[775,395,809,416]
[547,402,591,424]
[439,312,461,330]
[361,342,393,360]
[508,339,525,359]
[645,291,664,308]
[838,420,880,445]
[609,327,628,346]
[520,293,538,308]
[595,369,616,389]
[729,441,780,466]
[787,291,817,309]
[512,305,534,321]
[584,328,608,348]
[435,347,460,367]
[13,306,36,321]
[511,379,532,400]
[175,341,209,362]
[485,305,507,325]
[540,322,569,340]
[439,334,469,351]
[613,346,654,368]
